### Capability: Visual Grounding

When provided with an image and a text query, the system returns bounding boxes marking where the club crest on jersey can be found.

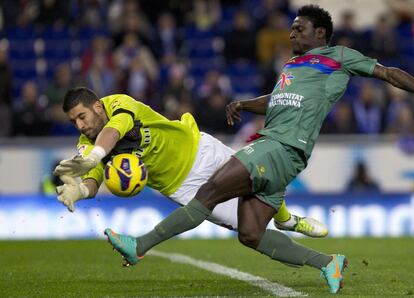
[309,57,320,64]
[275,72,294,91]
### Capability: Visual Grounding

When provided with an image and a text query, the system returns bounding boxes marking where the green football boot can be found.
[274,215,329,238]
[104,228,143,266]
[321,254,348,294]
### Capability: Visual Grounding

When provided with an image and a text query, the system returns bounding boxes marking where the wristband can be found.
[90,146,106,161]
[79,183,90,198]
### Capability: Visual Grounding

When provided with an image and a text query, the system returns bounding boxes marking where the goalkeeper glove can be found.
[53,146,106,177]
[56,175,89,212]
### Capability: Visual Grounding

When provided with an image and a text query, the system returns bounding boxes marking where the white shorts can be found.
[170,132,239,230]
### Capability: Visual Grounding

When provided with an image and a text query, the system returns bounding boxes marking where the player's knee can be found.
[238,228,261,249]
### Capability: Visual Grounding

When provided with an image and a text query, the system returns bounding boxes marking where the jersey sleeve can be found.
[103,95,138,139]
[104,113,134,139]
[77,135,104,186]
[341,46,377,77]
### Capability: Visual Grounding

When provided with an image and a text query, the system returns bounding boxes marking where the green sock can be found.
[136,199,212,256]
[256,229,332,269]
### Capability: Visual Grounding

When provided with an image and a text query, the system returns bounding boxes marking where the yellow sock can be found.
[273,200,291,222]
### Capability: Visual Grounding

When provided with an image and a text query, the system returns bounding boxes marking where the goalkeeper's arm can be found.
[82,178,99,198]
[57,177,100,212]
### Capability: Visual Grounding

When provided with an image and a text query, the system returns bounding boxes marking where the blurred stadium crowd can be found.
[0,0,414,138]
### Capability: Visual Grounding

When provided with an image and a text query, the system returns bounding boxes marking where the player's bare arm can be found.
[82,178,99,198]
[372,64,414,93]
[226,94,270,125]
[94,127,120,155]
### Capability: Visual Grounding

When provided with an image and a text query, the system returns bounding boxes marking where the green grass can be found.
[1,238,413,297]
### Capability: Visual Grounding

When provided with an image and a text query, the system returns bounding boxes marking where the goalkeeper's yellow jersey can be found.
[78,94,200,196]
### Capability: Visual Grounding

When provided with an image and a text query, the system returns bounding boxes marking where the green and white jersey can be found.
[259,46,377,161]
[78,94,200,196]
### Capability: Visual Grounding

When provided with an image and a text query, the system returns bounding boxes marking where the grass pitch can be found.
[1,237,413,297]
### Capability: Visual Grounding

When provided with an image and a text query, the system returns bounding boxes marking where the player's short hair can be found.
[297,5,333,44]
[63,87,99,112]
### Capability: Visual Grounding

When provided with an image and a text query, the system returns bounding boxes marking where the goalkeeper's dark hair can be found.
[63,87,99,112]
[298,5,333,44]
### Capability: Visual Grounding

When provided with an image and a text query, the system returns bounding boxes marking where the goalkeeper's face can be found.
[67,102,106,139]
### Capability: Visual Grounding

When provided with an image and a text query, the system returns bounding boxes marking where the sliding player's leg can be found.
[274,199,328,237]
[237,195,346,293]
[106,156,252,264]
[170,132,328,236]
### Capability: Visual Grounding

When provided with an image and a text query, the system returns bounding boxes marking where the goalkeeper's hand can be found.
[53,146,106,177]
[56,175,89,212]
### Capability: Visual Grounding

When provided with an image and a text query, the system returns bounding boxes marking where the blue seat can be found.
[184,26,211,39]
[42,26,70,40]
[6,27,36,40]
[226,62,259,96]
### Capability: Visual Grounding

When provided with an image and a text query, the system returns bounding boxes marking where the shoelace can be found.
[294,217,314,233]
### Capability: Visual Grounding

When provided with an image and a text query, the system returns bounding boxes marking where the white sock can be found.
[276,215,297,228]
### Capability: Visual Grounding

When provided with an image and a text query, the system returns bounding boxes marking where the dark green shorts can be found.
[234,137,306,210]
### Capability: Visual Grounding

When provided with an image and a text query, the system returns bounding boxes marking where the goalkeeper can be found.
[54,87,327,237]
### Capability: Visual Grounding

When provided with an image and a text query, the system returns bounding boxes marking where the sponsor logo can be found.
[275,72,294,91]
[256,165,266,177]
[242,145,254,155]
[309,57,320,64]
[269,93,304,108]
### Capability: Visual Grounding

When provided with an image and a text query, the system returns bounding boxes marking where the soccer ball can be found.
[104,153,148,197]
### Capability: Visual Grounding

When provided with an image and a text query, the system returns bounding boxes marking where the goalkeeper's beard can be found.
[82,113,106,139]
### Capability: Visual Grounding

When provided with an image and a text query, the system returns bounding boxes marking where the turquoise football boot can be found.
[104,228,143,266]
[321,254,348,294]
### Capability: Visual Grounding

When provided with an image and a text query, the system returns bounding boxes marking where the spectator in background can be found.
[111,3,153,49]
[153,12,183,66]
[85,54,116,98]
[195,88,234,134]
[13,81,50,136]
[384,85,414,132]
[127,55,152,103]
[1,0,37,27]
[251,0,292,29]
[196,69,232,100]
[188,0,221,31]
[224,10,256,63]
[161,62,193,120]
[346,161,380,193]
[46,63,74,133]
[34,0,70,27]
[366,14,399,61]
[386,105,414,135]
[75,0,108,29]
[331,10,364,51]
[256,11,291,65]
[322,101,357,134]
[353,81,383,134]
[114,33,158,86]
[81,35,113,75]
[0,40,12,136]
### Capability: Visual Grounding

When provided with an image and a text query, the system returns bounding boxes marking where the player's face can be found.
[67,103,106,139]
[290,16,321,55]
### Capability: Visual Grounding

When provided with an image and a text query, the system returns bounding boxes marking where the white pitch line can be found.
[148,250,307,297]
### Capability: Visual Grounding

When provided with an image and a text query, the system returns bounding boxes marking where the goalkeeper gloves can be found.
[53,146,106,177]
[56,175,89,212]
